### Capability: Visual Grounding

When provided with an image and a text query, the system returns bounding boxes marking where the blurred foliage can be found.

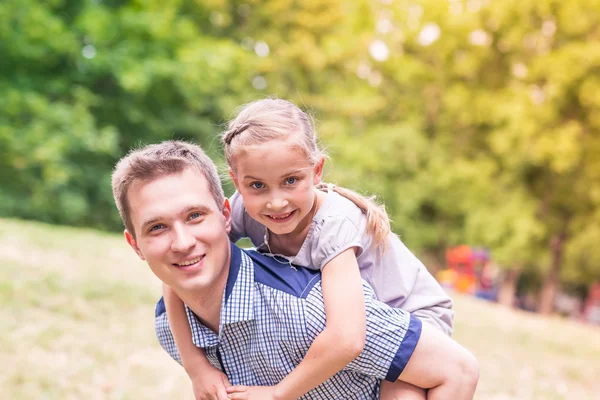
[0,0,256,229]
[1,0,599,295]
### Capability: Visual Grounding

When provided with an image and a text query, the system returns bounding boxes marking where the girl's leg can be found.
[398,324,479,400]
[380,380,427,400]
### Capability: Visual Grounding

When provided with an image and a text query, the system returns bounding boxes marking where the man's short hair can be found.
[111,140,225,237]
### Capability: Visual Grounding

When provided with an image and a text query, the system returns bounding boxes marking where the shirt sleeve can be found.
[310,214,364,270]
[154,297,182,365]
[377,236,454,336]
[304,282,422,382]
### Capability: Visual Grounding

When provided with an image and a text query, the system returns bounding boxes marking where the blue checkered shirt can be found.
[155,243,422,399]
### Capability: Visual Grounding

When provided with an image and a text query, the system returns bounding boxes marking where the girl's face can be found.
[229,137,324,238]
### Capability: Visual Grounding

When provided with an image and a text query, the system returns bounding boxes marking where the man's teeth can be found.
[177,257,201,266]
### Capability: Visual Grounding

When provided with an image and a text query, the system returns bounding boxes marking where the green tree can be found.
[323,0,600,310]
[1,0,598,309]
[0,0,255,230]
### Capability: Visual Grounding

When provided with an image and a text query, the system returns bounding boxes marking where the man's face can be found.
[125,168,232,294]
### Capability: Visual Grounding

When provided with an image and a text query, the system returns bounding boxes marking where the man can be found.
[111,141,479,400]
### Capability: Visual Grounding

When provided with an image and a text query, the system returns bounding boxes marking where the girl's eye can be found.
[285,177,298,185]
[251,182,265,189]
[188,212,201,220]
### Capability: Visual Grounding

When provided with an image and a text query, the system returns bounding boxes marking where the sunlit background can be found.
[1,0,599,398]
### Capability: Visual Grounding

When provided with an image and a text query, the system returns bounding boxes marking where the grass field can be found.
[1,218,599,400]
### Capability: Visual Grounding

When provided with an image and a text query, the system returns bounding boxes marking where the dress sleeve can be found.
[229,191,248,243]
[401,269,455,336]
[376,236,455,336]
[311,214,364,270]
[228,191,266,247]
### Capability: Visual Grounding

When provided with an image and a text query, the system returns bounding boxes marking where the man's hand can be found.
[190,366,231,400]
[226,385,280,400]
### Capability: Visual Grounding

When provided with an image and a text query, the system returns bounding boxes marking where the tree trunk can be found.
[538,232,566,315]
[498,268,521,308]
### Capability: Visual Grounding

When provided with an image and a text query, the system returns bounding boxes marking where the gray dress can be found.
[229,190,454,335]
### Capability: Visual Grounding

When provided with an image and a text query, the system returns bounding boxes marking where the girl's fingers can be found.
[226,385,248,393]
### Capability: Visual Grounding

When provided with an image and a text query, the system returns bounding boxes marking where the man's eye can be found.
[285,177,298,185]
[188,212,202,220]
[149,224,165,232]
[251,182,265,189]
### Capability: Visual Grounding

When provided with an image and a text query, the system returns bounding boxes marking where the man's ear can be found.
[125,229,145,260]
[229,168,240,192]
[222,198,232,234]
[313,157,325,185]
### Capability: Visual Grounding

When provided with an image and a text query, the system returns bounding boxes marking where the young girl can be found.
[163,99,468,400]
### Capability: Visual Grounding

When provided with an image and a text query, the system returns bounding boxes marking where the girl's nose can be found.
[267,194,289,210]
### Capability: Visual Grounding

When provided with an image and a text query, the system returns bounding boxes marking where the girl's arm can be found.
[162,284,231,400]
[273,248,366,400]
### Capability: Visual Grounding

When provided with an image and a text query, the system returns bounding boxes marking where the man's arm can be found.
[340,284,479,400]
[159,287,231,400]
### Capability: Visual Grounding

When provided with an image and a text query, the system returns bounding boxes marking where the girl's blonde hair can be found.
[222,98,391,250]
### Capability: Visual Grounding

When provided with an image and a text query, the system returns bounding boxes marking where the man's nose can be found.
[267,191,289,210]
[171,224,195,253]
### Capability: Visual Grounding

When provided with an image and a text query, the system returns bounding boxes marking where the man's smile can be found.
[173,255,205,271]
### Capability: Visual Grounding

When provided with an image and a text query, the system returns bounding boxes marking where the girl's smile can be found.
[265,209,297,222]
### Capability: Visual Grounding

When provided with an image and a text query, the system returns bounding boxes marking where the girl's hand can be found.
[226,385,279,400]
[191,365,231,400]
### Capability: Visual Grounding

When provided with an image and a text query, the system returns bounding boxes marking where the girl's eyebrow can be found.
[242,168,310,181]
[282,167,311,176]
[242,175,263,181]
[278,168,311,179]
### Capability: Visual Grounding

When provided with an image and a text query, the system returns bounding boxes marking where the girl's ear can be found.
[229,167,240,191]
[313,157,325,185]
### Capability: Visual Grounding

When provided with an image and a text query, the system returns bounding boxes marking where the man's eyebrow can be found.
[141,216,164,231]
[182,204,211,214]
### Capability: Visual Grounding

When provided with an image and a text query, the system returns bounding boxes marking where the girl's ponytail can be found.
[316,183,391,252]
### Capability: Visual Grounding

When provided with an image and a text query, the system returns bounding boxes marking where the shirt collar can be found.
[187,242,255,349]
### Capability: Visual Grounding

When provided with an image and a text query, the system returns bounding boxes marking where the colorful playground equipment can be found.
[583,282,600,325]
[437,246,599,323]
[438,245,495,298]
